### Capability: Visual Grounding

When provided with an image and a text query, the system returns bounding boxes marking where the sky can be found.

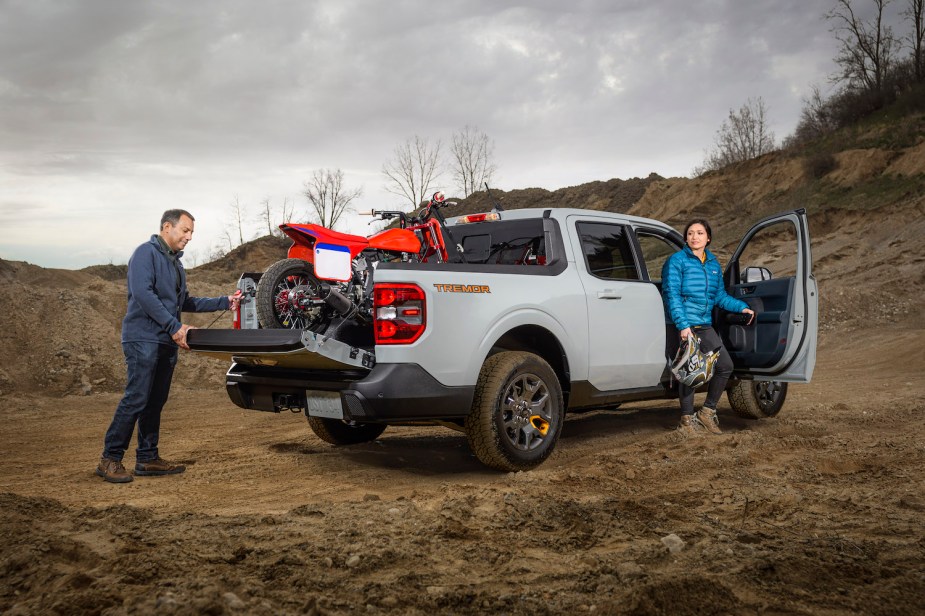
[0,0,907,268]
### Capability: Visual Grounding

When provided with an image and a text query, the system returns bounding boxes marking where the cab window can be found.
[576,222,640,281]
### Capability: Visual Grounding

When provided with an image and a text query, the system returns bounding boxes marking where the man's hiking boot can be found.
[677,414,701,436]
[696,406,723,435]
[96,457,133,483]
[135,458,186,477]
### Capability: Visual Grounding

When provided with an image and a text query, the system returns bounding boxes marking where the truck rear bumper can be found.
[226,362,474,422]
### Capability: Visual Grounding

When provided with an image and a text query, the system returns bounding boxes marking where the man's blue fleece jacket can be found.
[121,235,228,345]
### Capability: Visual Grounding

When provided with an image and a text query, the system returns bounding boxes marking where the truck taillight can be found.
[373,283,426,345]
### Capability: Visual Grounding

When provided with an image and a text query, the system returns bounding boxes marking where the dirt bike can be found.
[255,192,462,332]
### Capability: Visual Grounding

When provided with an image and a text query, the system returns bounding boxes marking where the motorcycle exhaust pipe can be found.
[318,283,364,321]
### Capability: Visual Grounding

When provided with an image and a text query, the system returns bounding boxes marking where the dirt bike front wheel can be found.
[255,258,333,331]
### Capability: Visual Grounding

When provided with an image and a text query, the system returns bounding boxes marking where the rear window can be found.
[452,219,548,265]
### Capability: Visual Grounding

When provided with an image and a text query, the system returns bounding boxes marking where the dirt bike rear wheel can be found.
[255,258,333,331]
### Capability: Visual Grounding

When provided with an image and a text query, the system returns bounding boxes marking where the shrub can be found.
[803,151,839,179]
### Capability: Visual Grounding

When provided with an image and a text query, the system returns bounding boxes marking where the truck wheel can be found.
[465,351,564,472]
[307,416,387,445]
[727,380,788,419]
[256,258,332,331]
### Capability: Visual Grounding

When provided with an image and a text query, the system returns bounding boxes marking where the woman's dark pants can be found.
[668,326,734,416]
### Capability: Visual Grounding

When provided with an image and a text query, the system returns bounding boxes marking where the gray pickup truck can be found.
[189,208,817,471]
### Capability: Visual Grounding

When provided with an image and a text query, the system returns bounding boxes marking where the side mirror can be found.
[743,266,772,283]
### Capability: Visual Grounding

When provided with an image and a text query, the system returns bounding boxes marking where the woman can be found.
[661,219,755,435]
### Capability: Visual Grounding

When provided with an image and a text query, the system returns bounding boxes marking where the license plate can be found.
[306,391,344,419]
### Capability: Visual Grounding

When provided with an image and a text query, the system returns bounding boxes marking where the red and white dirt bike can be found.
[255,192,461,332]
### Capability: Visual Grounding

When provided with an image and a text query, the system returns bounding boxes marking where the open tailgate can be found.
[187,329,375,370]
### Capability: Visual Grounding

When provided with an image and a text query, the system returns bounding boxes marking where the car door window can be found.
[635,232,680,282]
[735,221,798,280]
[576,222,639,281]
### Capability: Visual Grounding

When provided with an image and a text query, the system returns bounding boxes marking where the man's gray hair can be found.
[160,209,195,228]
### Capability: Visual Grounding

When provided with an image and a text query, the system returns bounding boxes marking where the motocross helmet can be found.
[670,334,720,388]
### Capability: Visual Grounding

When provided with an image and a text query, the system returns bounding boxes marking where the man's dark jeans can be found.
[103,341,177,463]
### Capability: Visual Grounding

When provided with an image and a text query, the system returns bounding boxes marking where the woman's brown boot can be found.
[677,414,701,436]
[696,407,723,435]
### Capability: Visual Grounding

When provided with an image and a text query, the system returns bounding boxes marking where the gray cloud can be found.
[0,0,908,267]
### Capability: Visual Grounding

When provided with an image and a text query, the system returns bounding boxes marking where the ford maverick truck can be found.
[188,208,817,471]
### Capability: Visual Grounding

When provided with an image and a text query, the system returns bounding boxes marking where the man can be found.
[97,209,241,483]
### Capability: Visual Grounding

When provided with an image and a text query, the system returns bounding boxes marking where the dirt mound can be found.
[80,263,128,282]
[191,234,290,283]
[0,260,244,398]
[452,174,663,216]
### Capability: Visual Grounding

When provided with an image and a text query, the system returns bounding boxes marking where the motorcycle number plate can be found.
[314,243,352,282]
[306,391,344,419]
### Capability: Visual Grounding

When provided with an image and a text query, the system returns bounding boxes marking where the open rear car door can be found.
[719,209,818,382]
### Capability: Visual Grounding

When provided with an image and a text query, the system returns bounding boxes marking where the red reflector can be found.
[401,308,421,317]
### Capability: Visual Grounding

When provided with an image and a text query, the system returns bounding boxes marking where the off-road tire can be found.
[465,351,564,472]
[727,379,788,419]
[255,258,330,331]
[307,416,387,445]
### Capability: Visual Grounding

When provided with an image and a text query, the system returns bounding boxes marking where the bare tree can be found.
[256,196,298,236]
[258,196,273,237]
[449,126,498,198]
[280,196,294,232]
[904,0,925,81]
[827,0,898,93]
[303,168,362,229]
[786,85,840,146]
[220,227,235,254]
[227,194,246,247]
[696,97,777,174]
[382,135,442,209]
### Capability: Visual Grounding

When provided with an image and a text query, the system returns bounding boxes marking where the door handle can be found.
[597,291,622,300]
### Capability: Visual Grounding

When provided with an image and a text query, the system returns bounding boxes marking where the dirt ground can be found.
[1,324,924,615]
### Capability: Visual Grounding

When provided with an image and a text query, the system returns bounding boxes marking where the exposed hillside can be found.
[628,111,925,333]
[190,234,291,282]
[452,174,663,216]
[0,236,292,398]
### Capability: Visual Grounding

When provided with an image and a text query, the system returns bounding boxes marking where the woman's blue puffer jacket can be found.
[661,245,748,330]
